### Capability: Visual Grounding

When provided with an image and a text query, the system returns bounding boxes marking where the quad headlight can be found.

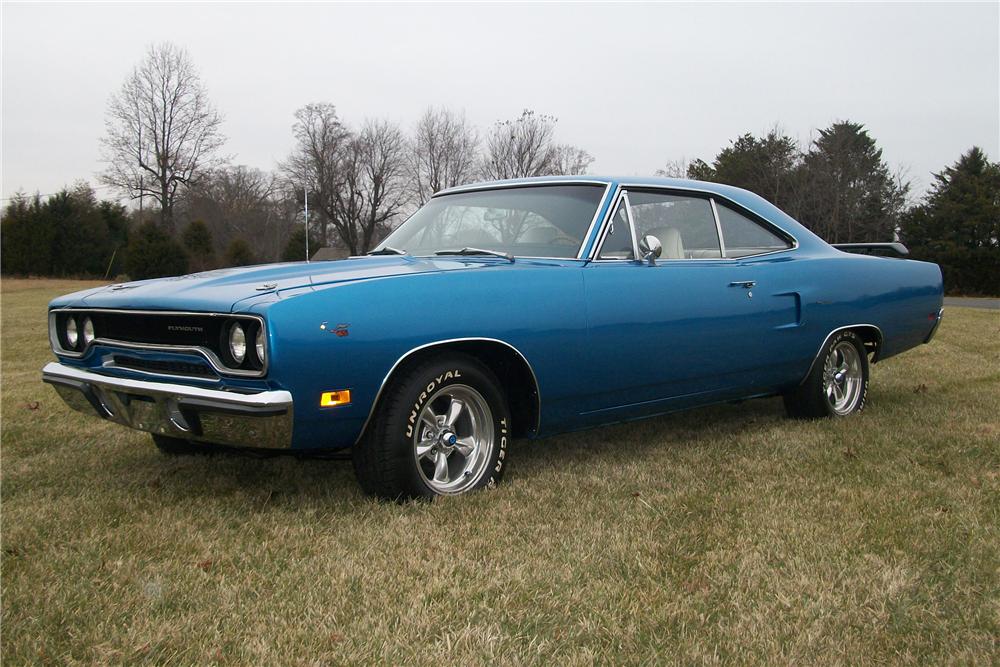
[82,317,95,345]
[65,317,79,348]
[229,323,247,364]
[255,327,265,363]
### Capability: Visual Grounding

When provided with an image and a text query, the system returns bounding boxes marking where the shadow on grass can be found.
[105,396,790,505]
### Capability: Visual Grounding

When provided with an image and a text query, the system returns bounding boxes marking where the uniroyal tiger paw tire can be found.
[352,353,511,500]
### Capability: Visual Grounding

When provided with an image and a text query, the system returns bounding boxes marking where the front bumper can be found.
[42,362,293,449]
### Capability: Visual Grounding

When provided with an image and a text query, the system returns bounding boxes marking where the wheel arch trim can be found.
[354,337,542,445]
[799,324,883,385]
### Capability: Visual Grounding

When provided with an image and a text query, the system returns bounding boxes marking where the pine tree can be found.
[902,147,1000,294]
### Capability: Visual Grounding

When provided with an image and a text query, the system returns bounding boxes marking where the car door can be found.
[580,188,799,420]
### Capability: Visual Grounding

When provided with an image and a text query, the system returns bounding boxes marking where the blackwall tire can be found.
[784,330,870,419]
[352,353,511,500]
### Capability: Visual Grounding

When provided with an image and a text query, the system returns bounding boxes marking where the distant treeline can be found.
[1,42,996,294]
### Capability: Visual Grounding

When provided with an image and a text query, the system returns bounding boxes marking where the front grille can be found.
[50,309,267,376]
[94,312,223,347]
[113,355,218,378]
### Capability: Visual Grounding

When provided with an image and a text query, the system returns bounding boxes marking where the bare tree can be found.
[328,119,409,255]
[551,144,594,176]
[281,102,350,247]
[100,42,225,230]
[482,109,560,180]
[409,107,480,204]
[655,158,690,179]
[181,165,295,261]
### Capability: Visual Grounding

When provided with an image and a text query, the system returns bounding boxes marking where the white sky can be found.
[2,1,998,203]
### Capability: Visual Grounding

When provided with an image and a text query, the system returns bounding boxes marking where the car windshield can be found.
[376,184,606,258]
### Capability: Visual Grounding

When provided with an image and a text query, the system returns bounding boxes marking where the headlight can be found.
[255,327,265,363]
[65,317,79,348]
[229,323,247,364]
[82,317,95,344]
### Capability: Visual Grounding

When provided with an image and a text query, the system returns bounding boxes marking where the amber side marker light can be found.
[320,390,351,407]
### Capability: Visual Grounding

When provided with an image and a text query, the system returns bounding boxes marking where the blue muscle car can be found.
[42,177,944,499]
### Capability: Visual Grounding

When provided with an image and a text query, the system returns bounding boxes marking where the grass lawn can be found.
[2,278,998,665]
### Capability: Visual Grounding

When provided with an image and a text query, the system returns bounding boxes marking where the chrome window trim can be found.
[432,178,611,197]
[710,196,797,259]
[355,336,542,445]
[415,180,612,260]
[622,192,640,260]
[48,308,268,378]
[587,183,800,260]
[710,198,727,258]
[593,189,640,262]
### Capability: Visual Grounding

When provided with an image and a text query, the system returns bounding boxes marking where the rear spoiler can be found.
[832,242,909,257]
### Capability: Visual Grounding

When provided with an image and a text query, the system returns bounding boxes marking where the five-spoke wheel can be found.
[785,330,870,419]
[352,353,511,500]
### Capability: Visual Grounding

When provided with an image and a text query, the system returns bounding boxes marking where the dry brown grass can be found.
[2,278,998,665]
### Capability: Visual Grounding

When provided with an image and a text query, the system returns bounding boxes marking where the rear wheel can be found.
[784,330,869,418]
[352,353,511,500]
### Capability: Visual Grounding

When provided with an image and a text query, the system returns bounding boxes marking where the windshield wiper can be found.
[367,246,407,256]
[434,247,514,262]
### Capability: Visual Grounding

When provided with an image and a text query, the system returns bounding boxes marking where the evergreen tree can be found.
[181,219,215,271]
[124,221,189,279]
[901,147,1000,294]
[798,121,908,243]
[224,238,257,267]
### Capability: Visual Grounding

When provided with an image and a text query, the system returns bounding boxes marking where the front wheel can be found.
[352,353,511,500]
[784,330,870,418]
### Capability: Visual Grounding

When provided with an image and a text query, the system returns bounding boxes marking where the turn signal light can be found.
[320,390,351,407]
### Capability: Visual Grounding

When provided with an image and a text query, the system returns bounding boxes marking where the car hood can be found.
[73,256,490,312]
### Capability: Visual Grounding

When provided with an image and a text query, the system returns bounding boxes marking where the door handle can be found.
[729,280,756,288]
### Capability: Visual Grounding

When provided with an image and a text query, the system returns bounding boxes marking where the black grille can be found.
[94,312,223,347]
[113,355,218,378]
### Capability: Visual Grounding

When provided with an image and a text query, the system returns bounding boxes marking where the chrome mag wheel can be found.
[823,341,863,415]
[413,384,495,495]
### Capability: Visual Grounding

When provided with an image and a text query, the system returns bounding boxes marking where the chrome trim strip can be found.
[576,182,615,259]
[623,192,640,261]
[799,324,885,384]
[354,337,542,445]
[433,178,611,197]
[710,198,727,258]
[48,308,267,378]
[587,183,800,260]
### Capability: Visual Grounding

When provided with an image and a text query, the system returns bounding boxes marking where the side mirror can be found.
[638,235,662,265]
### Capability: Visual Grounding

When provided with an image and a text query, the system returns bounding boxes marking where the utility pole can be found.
[304,187,310,262]
[138,124,143,218]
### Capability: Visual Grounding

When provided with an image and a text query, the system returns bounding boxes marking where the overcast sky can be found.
[3,1,998,204]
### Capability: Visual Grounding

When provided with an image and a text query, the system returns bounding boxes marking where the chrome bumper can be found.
[42,362,293,449]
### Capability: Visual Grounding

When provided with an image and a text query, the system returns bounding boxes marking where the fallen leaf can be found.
[196,559,213,571]
[913,383,928,394]
[329,632,344,643]
[843,446,857,459]
[23,401,39,410]
[630,492,641,498]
